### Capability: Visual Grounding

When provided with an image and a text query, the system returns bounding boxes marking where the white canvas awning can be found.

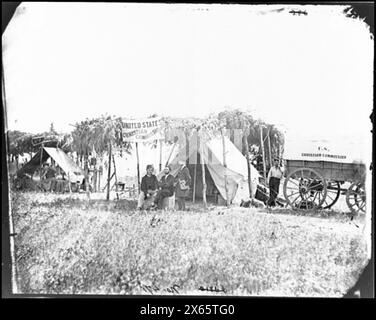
[283,134,370,165]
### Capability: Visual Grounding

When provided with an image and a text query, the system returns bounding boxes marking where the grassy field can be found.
[11,191,368,297]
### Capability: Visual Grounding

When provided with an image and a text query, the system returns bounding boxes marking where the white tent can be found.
[167,133,260,204]
[17,147,84,183]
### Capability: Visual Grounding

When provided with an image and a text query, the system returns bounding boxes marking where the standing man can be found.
[175,160,191,211]
[154,165,175,209]
[267,158,284,207]
[137,164,159,210]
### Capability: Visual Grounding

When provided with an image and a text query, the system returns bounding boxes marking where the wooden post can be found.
[221,128,230,206]
[267,129,273,170]
[103,172,115,192]
[84,154,90,199]
[259,125,267,182]
[98,167,101,192]
[92,167,97,192]
[185,131,189,161]
[159,139,163,172]
[106,143,112,201]
[112,154,118,192]
[135,142,140,194]
[68,172,72,193]
[39,143,44,180]
[199,131,207,209]
[243,133,253,200]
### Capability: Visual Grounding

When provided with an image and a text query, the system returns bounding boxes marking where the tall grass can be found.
[12,191,368,296]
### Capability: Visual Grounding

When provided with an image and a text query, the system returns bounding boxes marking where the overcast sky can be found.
[2,2,374,141]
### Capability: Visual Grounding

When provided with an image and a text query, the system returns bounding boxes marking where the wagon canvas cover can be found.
[284,136,368,165]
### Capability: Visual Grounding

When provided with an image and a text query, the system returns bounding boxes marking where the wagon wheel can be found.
[322,181,341,209]
[346,182,366,215]
[283,168,327,209]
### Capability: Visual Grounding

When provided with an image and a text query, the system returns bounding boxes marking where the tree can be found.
[7,130,72,160]
[7,130,27,160]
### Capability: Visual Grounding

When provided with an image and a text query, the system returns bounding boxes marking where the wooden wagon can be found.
[282,139,367,214]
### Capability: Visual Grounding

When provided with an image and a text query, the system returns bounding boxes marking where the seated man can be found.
[137,164,159,210]
[40,163,50,180]
[154,165,175,209]
[40,163,56,191]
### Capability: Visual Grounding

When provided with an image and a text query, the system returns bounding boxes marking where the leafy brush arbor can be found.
[161,110,284,202]
[217,109,284,169]
[71,115,132,196]
[71,116,131,160]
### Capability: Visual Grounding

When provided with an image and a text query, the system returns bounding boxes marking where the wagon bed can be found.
[282,159,366,214]
[285,159,366,182]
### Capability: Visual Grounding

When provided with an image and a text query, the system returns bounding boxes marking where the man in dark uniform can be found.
[137,164,159,210]
[154,165,175,209]
[267,158,284,207]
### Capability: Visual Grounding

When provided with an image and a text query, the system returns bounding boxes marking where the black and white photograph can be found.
[2,2,374,299]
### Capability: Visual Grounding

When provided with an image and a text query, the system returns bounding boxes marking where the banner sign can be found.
[121,117,162,142]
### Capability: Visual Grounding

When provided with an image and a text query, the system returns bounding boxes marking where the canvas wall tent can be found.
[163,132,261,204]
[16,147,84,183]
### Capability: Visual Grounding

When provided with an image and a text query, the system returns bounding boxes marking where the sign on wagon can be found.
[121,117,162,142]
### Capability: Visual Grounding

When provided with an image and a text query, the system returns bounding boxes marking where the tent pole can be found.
[221,128,230,206]
[199,130,207,209]
[243,133,253,200]
[192,162,197,203]
[259,124,267,182]
[136,142,140,194]
[106,143,112,201]
[165,139,177,168]
[159,139,163,172]
[267,129,273,169]
[192,130,198,203]
[39,143,44,180]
